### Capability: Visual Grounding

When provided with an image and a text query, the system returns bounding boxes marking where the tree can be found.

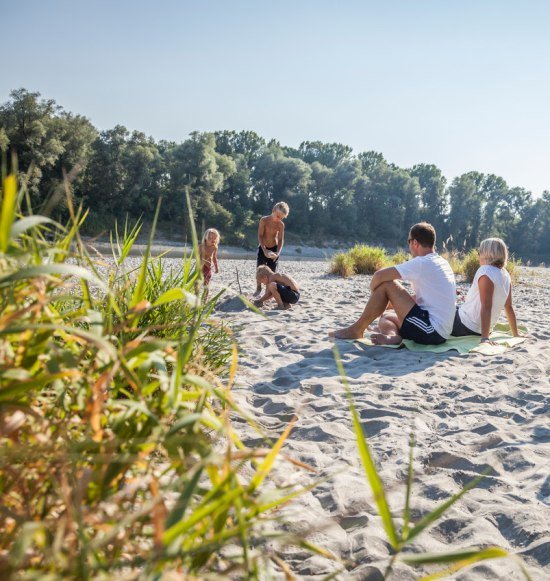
[409,164,447,234]
[296,141,353,168]
[0,88,64,204]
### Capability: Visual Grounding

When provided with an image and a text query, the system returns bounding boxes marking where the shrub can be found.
[441,250,464,275]
[506,256,521,283]
[389,249,409,266]
[461,249,480,282]
[461,250,520,284]
[329,251,355,277]
[348,244,388,274]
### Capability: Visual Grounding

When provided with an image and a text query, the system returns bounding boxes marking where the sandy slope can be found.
[205,259,550,580]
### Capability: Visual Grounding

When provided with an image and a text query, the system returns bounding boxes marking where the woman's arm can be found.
[478,275,494,340]
[504,286,519,336]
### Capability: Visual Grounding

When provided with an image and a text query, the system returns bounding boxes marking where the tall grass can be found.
[349,244,388,274]
[0,175,319,578]
[329,251,355,277]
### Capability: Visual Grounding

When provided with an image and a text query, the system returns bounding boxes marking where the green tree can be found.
[409,163,447,234]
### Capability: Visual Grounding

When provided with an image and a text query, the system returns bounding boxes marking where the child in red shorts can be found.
[199,228,220,287]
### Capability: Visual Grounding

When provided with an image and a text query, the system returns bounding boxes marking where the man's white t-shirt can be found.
[395,253,456,338]
[458,265,511,334]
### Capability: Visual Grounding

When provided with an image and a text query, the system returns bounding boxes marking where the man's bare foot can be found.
[371,332,402,345]
[276,303,289,310]
[328,325,364,339]
[253,299,263,307]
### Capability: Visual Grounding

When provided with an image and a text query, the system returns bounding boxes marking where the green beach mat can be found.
[354,323,528,355]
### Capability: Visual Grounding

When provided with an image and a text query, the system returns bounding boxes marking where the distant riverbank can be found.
[83,239,341,261]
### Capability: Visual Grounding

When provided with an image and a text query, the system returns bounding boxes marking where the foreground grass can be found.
[0,176,320,578]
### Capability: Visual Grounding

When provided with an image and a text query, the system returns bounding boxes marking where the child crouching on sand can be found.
[199,228,220,286]
[254,265,300,310]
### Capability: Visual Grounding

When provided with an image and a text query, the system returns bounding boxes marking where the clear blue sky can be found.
[2,0,549,196]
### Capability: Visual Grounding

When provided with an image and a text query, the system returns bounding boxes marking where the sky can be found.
[2,0,549,196]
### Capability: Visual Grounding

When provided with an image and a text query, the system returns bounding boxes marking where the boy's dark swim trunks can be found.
[276,283,300,305]
[257,244,278,271]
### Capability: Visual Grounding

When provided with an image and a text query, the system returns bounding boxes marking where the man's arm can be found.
[370,266,401,291]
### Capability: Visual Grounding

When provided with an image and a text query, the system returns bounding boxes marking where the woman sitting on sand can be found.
[451,238,519,343]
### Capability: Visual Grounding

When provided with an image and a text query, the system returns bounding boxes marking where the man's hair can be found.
[202,228,220,244]
[256,265,274,281]
[479,237,508,268]
[409,222,436,248]
[273,201,289,216]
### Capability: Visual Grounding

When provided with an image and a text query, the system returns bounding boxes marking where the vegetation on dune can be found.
[1,88,549,262]
[331,244,522,283]
[0,174,323,578]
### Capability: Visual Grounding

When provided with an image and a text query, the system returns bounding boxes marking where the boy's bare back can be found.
[271,272,299,292]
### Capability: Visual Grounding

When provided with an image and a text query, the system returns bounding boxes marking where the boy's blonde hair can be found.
[479,237,508,268]
[273,201,289,216]
[202,228,220,245]
[256,265,274,281]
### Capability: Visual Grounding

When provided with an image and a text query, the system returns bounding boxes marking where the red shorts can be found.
[202,264,212,284]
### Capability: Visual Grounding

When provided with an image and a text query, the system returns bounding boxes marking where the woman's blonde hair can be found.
[202,228,220,245]
[256,265,274,281]
[479,237,508,268]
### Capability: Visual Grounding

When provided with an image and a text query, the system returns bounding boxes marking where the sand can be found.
[207,259,549,580]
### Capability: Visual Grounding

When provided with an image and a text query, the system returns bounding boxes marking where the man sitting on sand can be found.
[254,265,300,310]
[329,222,456,345]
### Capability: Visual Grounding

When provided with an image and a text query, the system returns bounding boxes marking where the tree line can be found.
[1,88,548,261]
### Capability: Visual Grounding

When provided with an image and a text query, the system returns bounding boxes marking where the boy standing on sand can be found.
[329,222,456,345]
[254,265,300,309]
[254,201,289,295]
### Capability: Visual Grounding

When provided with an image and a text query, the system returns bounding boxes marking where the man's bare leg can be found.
[329,282,415,339]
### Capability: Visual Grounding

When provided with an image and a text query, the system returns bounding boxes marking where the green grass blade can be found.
[405,468,492,544]
[131,198,161,308]
[164,467,204,529]
[403,547,511,581]
[0,174,18,251]
[402,432,415,540]
[10,215,62,238]
[0,263,108,293]
[248,417,296,493]
[333,345,399,549]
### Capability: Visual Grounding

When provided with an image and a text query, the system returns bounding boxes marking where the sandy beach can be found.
[204,258,550,579]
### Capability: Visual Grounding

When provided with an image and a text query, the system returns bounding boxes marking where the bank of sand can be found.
[206,259,549,579]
